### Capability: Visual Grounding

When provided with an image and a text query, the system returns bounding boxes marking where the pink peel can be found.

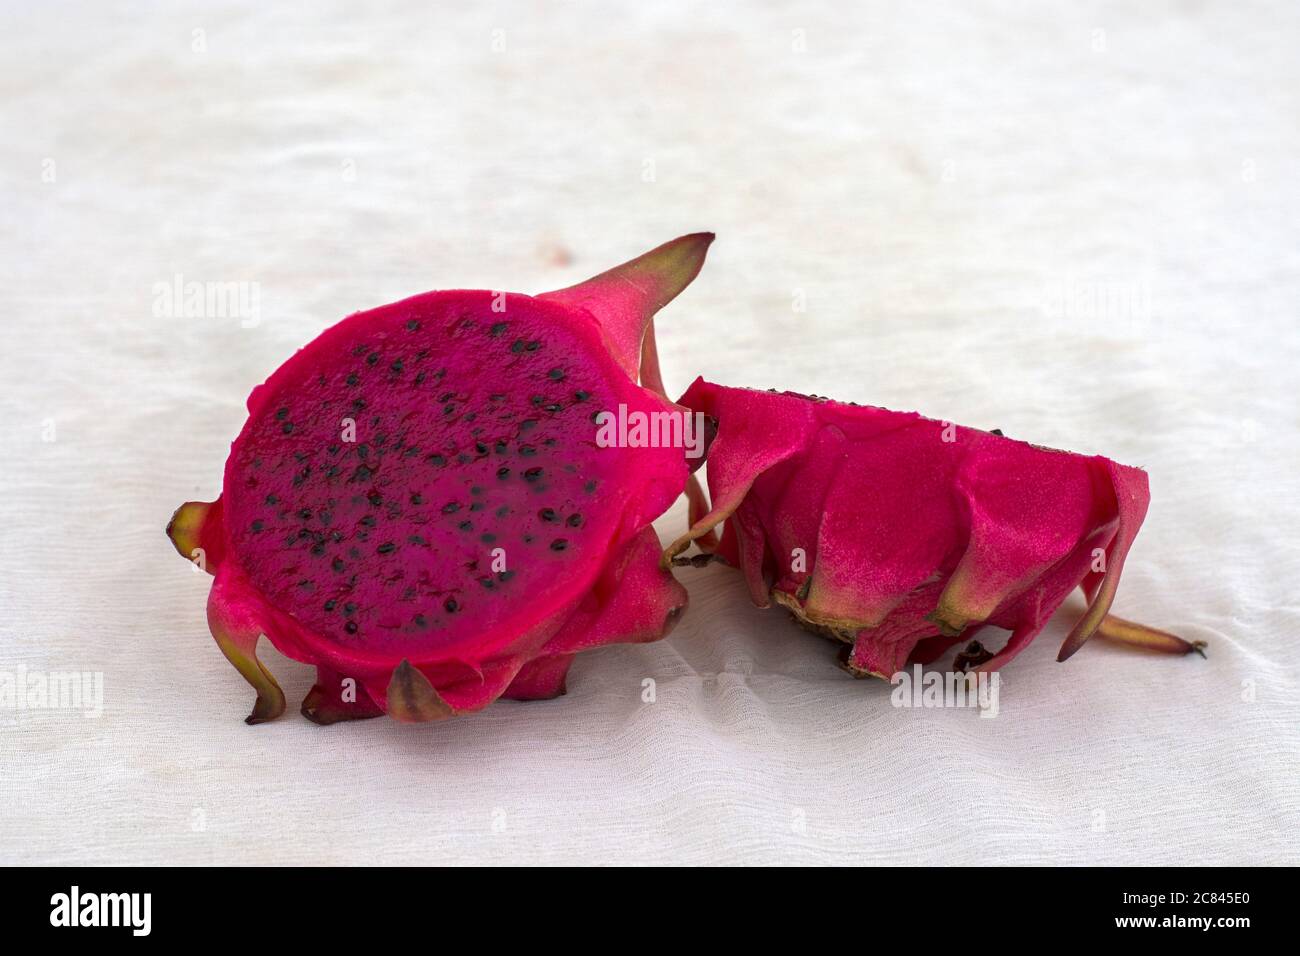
[667,380,1192,677]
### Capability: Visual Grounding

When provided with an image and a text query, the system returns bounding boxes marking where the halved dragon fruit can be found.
[665,380,1202,677]
[168,234,713,724]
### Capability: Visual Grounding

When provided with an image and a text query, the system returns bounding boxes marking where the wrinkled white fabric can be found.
[2,0,1297,865]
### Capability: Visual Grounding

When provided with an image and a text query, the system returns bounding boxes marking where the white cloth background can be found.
[2,1,1297,865]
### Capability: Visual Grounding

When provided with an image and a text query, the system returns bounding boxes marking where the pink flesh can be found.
[223,291,683,668]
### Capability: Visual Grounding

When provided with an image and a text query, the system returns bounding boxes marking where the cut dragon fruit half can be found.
[168,234,714,724]
[665,380,1202,677]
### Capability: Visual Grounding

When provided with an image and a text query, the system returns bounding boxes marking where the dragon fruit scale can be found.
[665,380,1203,678]
[167,234,714,724]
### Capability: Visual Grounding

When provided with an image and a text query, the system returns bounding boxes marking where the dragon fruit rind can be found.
[666,379,1196,677]
[168,234,714,724]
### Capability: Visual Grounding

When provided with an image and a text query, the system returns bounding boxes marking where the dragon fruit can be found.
[167,234,714,724]
[665,380,1202,677]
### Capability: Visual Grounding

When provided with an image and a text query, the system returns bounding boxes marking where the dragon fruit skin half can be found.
[167,234,714,724]
[665,379,1176,677]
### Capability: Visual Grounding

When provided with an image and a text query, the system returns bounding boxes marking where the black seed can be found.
[489,393,506,402]
[319,510,333,525]
[479,576,495,589]
[457,454,471,464]
[402,586,416,599]
[331,531,344,542]
[414,614,428,628]
[406,319,420,331]
[471,486,483,495]
[444,598,459,613]
[476,441,488,455]
[530,395,545,406]
[352,344,368,356]
[495,506,510,518]
[584,480,597,493]
[310,542,326,556]
[360,515,377,528]
[377,542,396,555]
[408,534,427,546]
[525,340,541,351]
[442,501,461,514]
[275,407,289,420]
[326,466,340,478]
[366,351,380,366]
[444,403,456,415]
[332,557,345,572]
[498,570,516,582]
[550,538,568,551]
[390,359,404,373]
[490,322,508,337]
[344,602,356,615]
[543,403,561,413]
[481,533,496,544]
[324,599,337,611]
[539,508,557,522]
[352,399,366,411]
[251,519,264,532]
[410,493,423,505]
[458,520,473,531]
[264,494,278,505]
[548,368,565,381]
[566,513,583,528]
[415,371,427,385]
[470,502,485,512]
[281,422,294,434]
[524,467,543,482]
[523,534,534,543]
[519,444,537,456]
[367,490,382,506]
[495,440,508,454]
[520,419,538,432]
[354,465,372,480]
[357,444,369,459]
[574,390,590,401]
[346,372,359,386]
[591,410,602,423]
[510,339,526,353]
[298,529,311,539]
[497,467,511,479]
[344,621,359,634]
[428,454,446,466]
